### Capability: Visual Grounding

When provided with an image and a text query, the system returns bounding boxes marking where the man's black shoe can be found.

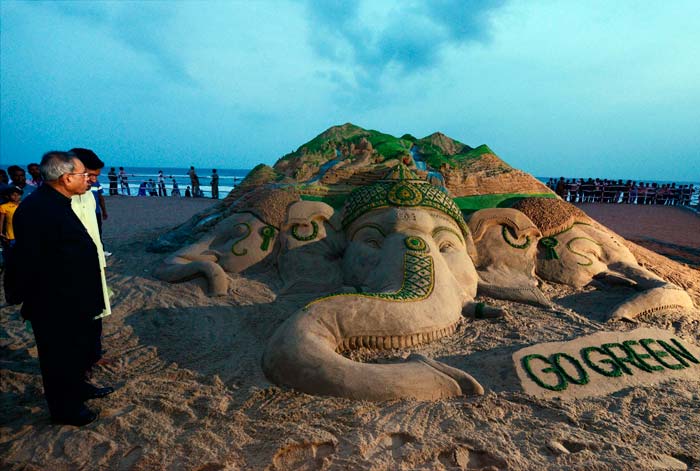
[51,408,99,426]
[84,386,115,400]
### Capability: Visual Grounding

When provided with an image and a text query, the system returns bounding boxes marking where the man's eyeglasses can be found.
[67,172,90,178]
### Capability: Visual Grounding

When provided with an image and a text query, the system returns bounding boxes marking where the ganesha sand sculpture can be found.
[512,198,694,321]
[153,188,299,295]
[263,165,503,401]
[467,208,550,307]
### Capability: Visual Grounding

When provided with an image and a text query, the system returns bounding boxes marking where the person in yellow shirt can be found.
[0,186,22,247]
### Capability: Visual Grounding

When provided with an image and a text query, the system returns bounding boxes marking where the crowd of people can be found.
[104,166,220,198]
[547,177,697,206]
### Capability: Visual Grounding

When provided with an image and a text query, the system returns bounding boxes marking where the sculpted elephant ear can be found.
[467,208,551,307]
[278,200,345,295]
[282,201,340,249]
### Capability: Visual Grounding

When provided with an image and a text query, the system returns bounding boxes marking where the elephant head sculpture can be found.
[467,208,550,307]
[512,197,694,321]
[153,188,299,295]
[263,165,493,401]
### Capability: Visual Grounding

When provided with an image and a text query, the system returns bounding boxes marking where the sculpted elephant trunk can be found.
[603,262,695,321]
[262,234,484,401]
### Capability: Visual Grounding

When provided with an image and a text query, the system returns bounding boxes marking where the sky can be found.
[1,0,699,181]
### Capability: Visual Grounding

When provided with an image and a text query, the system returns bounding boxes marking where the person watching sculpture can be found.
[11,151,114,426]
[69,148,113,373]
[7,165,36,201]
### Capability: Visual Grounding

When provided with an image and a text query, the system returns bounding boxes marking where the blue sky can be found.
[1,0,698,180]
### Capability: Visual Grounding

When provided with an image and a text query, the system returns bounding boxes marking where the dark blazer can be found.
[13,184,105,322]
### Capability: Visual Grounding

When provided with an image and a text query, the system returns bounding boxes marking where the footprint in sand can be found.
[439,445,507,470]
[271,441,335,470]
[363,432,417,461]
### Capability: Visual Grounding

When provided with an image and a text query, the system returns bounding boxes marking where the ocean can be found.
[100,166,698,204]
[101,166,250,199]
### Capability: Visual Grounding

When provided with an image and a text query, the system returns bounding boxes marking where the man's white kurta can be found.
[71,193,111,319]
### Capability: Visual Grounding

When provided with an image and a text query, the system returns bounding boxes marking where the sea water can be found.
[102,166,250,199]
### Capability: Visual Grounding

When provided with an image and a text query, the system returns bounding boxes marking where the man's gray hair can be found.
[40,151,76,181]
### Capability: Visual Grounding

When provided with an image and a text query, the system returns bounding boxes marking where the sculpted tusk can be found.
[462,301,507,319]
[477,281,552,308]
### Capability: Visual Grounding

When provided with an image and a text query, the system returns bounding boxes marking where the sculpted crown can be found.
[342,163,469,238]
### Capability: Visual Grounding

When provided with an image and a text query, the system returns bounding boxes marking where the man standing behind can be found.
[107,167,118,196]
[118,167,130,195]
[69,148,112,371]
[210,169,219,199]
[157,170,167,197]
[13,151,113,426]
[188,166,200,197]
[27,163,43,187]
[7,165,36,201]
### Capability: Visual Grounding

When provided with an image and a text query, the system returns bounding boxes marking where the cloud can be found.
[304,0,505,90]
[44,2,195,85]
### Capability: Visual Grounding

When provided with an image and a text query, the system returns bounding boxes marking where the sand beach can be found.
[1,196,699,470]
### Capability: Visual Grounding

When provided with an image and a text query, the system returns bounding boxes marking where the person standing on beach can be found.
[210,169,219,199]
[27,163,43,187]
[13,151,113,426]
[171,178,180,197]
[188,166,200,197]
[107,167,118,196]
[7,165,36,201]
[118,167,130,195]
[69,149,113,375]
[157,170,167,197]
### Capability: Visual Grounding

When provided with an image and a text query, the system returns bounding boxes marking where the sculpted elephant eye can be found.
[364,238,382,249]
[350,224,386,250]
[439,241,456,253]
[433,226,464,253]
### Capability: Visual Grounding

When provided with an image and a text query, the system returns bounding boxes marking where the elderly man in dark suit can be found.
[13,151,114,426]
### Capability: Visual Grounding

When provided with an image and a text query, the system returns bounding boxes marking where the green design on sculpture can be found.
[551,353,589,385]
[291,221,319,241]
[432,227,464,246]
[342,164,470,239]
[474,302,486,319]
[349,223,386,241]
[312,245,434,304]
[405,236,428,252]
[522,354,568,391]
[388,183,423,206]
[230,223,252,256]
[540,237,559,260]
[259,225,276,251]
[565,236,602,266]
[501,225,531,249]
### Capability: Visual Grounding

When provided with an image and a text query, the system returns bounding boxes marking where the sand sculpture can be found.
[153,188,299,295]
[467,208,550,307]
[263,165,504,401]
[512,197,694,321]
[151,124,696,402]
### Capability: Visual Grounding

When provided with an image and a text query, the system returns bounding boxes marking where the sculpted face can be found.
[468,208,541,284]
[536,223,635,288]
[153,211,278,296]
[343,206,477,301]
[211,212,277,273]
[264,166,488,401]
